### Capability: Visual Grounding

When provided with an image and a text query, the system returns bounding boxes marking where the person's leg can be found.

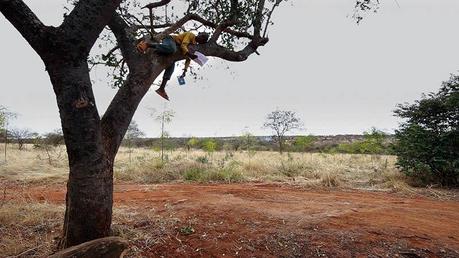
[160,62,175,90]
[156,61,175,101]
[152,36,177,55]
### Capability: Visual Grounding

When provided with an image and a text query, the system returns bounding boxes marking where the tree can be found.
[34,130,66,166]
[393,75,459,187]
[9,128,36,150]
[202,138,218,158]
[1,0,128,247]
[152,107,175,162]
[186,137,200,151]
[333,128,389,154]
[263,109,303,154]
[2,0,368,248]
[293,135,316,153]
[124,120,145,163]
[0,106,17,162]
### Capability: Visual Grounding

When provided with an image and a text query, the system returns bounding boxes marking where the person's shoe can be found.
[155,89,169,101]
[136,40,148,53]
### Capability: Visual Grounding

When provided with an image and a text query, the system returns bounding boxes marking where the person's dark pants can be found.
[152,36,178,81]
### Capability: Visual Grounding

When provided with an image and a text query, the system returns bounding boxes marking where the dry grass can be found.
[0,192,183,258]
[0,201,63,257]
[0,144,407,191]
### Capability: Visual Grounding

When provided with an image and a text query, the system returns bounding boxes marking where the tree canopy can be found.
[394,74,459,186]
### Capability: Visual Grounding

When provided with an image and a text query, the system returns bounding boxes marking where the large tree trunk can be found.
[46,60,114,248]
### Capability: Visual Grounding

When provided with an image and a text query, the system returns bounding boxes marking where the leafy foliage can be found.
[393,75,459,187]
[331,128,390,155]
[352,0,380,24]
[202,139,218,153]
[86,0,287,88]
[293,135,316,152]
[186,137,200,150]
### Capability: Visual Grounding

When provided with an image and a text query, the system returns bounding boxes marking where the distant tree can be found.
[9,128,36,150]
[152,108,175,162]
[0,106,17,162]
[186,137,200,151]
[240,131,256,152]
[394,75,459,187]
[125,120,145,163]
[240,130,257,164]
[263,110,303,154]
[35,129,65,165]
[332,128,389,155]
[293,135,316,152]
[202,139,218,157]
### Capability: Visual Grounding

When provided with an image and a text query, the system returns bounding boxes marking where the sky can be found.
[1,0,459,137]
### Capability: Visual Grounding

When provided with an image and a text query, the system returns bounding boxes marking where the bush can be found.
[184,166,244,183]
[393,75,459,187]
[330,128,391,155]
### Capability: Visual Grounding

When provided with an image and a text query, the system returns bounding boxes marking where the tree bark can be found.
[45,60,114,248]
[49,237,128,258]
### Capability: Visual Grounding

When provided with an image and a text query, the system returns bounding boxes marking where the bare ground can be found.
[3,183,458,257]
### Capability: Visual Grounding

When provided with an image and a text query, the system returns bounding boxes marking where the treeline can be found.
[121,129,394,155]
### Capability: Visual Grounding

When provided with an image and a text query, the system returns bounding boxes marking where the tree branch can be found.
[108,13,143,71]
[253,0,265,37]
[209,19,239,42]
[263,0,282,38]
[155,13,253,41]
[101,69,161,159]
[0,0,48,55]
[194,38,269,62]
[142,0,172,10]
[60,0,123,56]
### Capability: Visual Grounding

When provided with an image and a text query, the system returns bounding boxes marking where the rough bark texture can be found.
[1,0,122,248]
[44,42,112,250]
[49,237,128,258]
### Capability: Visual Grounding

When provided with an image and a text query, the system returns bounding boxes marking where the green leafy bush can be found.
[329,128,390,155]
[393,75,459,187]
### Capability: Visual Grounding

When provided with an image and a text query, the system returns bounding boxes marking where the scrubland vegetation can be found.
[0,143,410,191]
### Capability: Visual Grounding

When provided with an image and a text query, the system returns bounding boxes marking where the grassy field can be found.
[0,144,407,190]
[1,144,458,257]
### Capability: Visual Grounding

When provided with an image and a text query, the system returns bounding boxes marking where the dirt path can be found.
[12,183,459,257]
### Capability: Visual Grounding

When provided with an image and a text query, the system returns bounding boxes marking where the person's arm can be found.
[182,58,191,76]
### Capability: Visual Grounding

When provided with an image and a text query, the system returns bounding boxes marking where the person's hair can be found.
[196,32,210,43]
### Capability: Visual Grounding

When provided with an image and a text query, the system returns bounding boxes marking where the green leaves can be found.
[394,75,459,187]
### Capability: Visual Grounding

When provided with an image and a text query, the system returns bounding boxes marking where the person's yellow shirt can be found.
[172,32,196,71]
[172,32,196,55]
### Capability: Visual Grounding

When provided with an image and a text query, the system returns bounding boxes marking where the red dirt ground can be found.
[11,183,459,257]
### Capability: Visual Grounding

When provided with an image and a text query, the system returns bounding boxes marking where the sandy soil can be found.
[9,183,459,257]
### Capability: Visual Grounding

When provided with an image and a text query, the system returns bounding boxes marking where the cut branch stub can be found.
[49,237,129,258]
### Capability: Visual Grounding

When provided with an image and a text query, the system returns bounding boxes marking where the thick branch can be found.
[209,19,238,42]
[156,13,253,40]
[60,0,123,56]
[194,38,268,62]
[142,0,172,10]
[253,0,265,37]
[101,68,161,159]
[108,13,142,71]
[0,0,48,54]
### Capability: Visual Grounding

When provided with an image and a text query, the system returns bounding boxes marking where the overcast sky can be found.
[1,0,459,137]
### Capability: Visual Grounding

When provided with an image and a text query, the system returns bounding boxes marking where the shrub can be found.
[202,139,217,153]
[331,128,390,155]
[393,75,459,187]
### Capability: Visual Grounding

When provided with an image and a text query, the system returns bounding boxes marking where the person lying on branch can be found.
[137,32,210,101]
